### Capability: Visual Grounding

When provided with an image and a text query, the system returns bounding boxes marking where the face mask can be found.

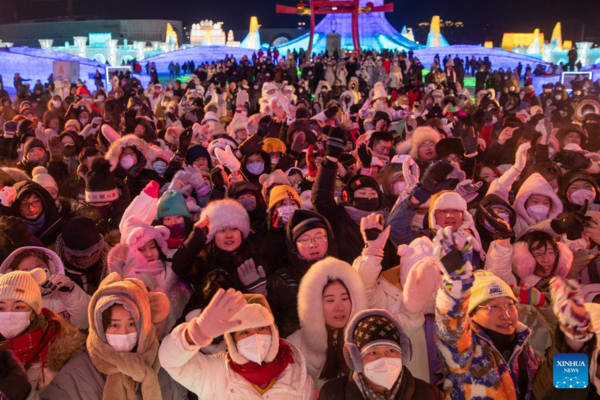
[527,204,550,222]
[238,197,257,212]
[63,145,77,158]
[152,161,167,175]
[246,162,265,175]
[491,116,498,125]
[97,96,105,102]
[0,311,31,339]
[363,357,403,390]
[411,213,425,230]
[270,157,279,166]
[120,154,137,171]
[168,222,186,238]
[393,180,406,196]
[105,332,137,352]
[277,205,298,224]
[53,100,61,108]
[353,197,379,212]
[570,189,595,206]
[236,334,272,364]
[509,86,516,92]
[555,95,562,101]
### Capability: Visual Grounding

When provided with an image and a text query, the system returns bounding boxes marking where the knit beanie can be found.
[290,212,328,243]
[85,158,118,203]
[435,137,464,160]
[157,191,190,219]
[24,139,46,157]
[468,270,518,314]
[263,138,287,154]
[346,175,381,197]
[352,314,402,356]
[61,217,104,257]
[186,145,212,168]
[268,185,301,211]
[0,268,46,314]
[32,167,58,194]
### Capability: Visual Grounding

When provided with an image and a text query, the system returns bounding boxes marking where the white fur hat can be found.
[429,191,468,229]
[409,127,440,160]
[200,199,250,242]
[122,217,170,261]
[373,82,388,100]
[201,111,219,125]
[297,257,368,353]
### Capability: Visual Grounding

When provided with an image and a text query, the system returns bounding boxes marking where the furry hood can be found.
[104,134,159,172]
[200,199,250,242]
[120,216,170,262]
[0,246,65,275]
[513,173,563,225]
[512,241,573,287]
[47,314,87,372]
[297,257,367,353]
[409,127,440,160]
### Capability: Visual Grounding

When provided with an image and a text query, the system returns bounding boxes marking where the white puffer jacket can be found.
[159,324,315,400]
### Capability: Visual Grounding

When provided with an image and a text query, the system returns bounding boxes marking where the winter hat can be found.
[343,175,382,204]
[201,111,219,125]
[409,127,440,160]
[227,114,248,135]
[24,139,46,157]
[64,119,81,132]
[0,268,46,314]
[290,211,328,244]
[262,138,286,154]
[435,138,464,160]
[19,101,32,114]
[85,158,119,203]
[186,145,212,168]
[223,293,280,365]
[105,134,158,172]
[373,82,388,100]
[122,217,170,263]
[200,199,250,242]
[557,124,588,146]
[297,257,368,353]
[259,170,291,202]
[268,185,301,211]
[61,217,104,257]
[429,191,468,230]
[468,270,518,314]
[31,167,58,194]
[157,191,190,219]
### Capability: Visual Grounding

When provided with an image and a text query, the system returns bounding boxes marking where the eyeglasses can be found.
[532,249,557,260]
[477,303,517,314]
[19,199,42,210]
[296,234,328,247]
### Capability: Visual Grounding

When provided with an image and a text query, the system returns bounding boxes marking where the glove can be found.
[142,180,160,199]
[183,164,204,190]
[306,145,319,178]
[0,350,32,400]
[433,226,474,281]
[325,128,346,159]
[257,115,271,137]
[513,142,532,172]
[47,136,63,161]
[360,214,391,258]
[0,186,16,207]
[403,257,441,314]
[91,116,103,128]
[215,145,241,172]
[357,143,372,168]
[41,274,75,298]
[477,204,514,240]
[186,288,246,345]
[237,259,267,296]
[549,277,594,342]
[455,121,478,155]
[455,180,483,204]
[554,150,591,170]
[511,281,547,307]
[210,167,226,189]
[412,161,457,204]
[291,131,306,154]
[551,201,591,240]
[178,127,192,154]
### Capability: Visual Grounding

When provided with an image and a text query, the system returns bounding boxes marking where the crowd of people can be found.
[0,47,600,400]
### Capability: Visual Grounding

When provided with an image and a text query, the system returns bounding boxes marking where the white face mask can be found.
[527,204,550,222]
[277,205,298,224]
[120,154,137,171]
[97,96,105,102]
[393,180,406,196]
[0,312,31,339]
[570,189,595,206]
[106,332,138,352]
[236,334,272,364]
[152,161,167,175]
[411,213,425,230]
[53,100,62,108]
[363,357,403,390]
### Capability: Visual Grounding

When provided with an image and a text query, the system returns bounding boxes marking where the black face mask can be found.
[63,145,77,158]
[353,197,379,212]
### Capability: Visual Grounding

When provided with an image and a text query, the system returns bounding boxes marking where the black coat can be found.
[319,368,443,400]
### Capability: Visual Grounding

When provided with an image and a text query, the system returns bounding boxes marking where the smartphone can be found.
[450,106,456,113]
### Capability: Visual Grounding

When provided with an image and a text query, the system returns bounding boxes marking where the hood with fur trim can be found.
[104,134,159,172]
[296,257,367,353]
[513,173,563,225]
[512,241,573,287]
[223,293,280,365]
[46,313,87,372]
[409,127,440,160]
[200,199,250,242]
[0,246,65,275]
[120,216,170,264]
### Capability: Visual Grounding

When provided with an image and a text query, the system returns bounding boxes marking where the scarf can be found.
[227,339,294,386]
[0,309,61,371]
[88,323,162,400]
[355,369,404,400]
[24,211,46,234]
[344,206,385,226]
[128,260,167,294]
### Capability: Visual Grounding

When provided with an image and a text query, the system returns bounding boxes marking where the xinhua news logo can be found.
[553,353,589,389]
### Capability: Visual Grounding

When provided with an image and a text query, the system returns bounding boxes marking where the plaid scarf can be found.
[0,309,61,371]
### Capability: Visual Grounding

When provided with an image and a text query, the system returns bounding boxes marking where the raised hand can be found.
[549,277,593,342]
[237,259,267,296]
[360,213,391,257]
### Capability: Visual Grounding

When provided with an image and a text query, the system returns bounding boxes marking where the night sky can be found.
[0,0,599,45]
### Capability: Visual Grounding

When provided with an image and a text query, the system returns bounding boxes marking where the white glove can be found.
[0,186,16,207]
[215,145,241,172]
[237,259,267,296]
[455,180,483,204]
[182,165,204,190]
[514,142,532,172]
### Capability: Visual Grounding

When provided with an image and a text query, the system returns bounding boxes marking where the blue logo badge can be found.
[553,353,589,389]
